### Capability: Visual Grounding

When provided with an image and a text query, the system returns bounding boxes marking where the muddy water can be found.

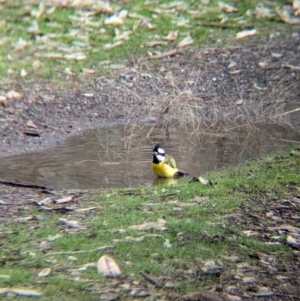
[0,123,299,189]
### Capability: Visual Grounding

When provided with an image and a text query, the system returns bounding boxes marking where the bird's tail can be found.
[174,170,189,178]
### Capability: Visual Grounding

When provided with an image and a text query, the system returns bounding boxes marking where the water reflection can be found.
[0,123,299,189]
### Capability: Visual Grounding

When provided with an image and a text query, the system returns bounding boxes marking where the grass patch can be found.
[0,0,295,84]
[0,149,299,299]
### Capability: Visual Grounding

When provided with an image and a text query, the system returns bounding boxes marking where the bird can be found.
[151,144,189,178]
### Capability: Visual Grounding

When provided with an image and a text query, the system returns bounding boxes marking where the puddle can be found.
[0,123,299,189]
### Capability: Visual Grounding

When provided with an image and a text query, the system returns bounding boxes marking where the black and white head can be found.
[152,144,165,163]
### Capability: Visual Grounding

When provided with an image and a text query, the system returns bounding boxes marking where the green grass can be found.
[0,0,294,84]
[0,149,299,299]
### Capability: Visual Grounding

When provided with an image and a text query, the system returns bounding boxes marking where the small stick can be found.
[197,22,253,29]
[0,179,48,190]
[23,129,40,137]
[228,108,300,130]
[283,64,300,71]
[147,49,183,60]
[139,270,162,288]
[54,195,75,204]
[45,246,113,256]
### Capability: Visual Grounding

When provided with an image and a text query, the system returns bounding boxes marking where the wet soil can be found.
[1,33,300,158]
[1,32,300,196]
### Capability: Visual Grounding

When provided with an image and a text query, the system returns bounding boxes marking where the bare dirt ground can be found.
[1,33,299,202]
[1,33,299,158]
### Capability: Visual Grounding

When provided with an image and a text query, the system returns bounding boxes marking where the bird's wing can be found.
[165,154,177,169]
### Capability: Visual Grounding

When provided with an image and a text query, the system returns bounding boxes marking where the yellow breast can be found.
[151,162,179,178]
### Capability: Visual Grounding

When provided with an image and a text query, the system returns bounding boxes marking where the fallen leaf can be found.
[163,31,178,41]
[0,288,9,294]
[27,20,40,33]
[172,16,190,27]
[78,262,96,272]
[218,1,238,13]
[147,49,182,60]
[6,90,22,99]
[129,218,166,231]
[286,234,300,249]
[177,35,194,48]
[130,289,150,297]
[97,255,121,278]
[222,255,240,262]
[0,37,9,46]
[12,38,28,51]
[142,19,156,29]
[242,230,258,236]
[105,9,128,25]
[36,52,63,59]
[0,288,42,297]
[20,69,28,77]
[254,4,275,19]
[225,295,241,301]
[237,262,253,270]
[82,93,94,98]
[27,120,37,129]
[58,218,83,229]
[164,239,172,248]
[218,13,228,24]
[68,256,77,261]
[243,276,256,284]
[83,68,96,75]
[276,7,300,24]
[46,234,62,241]
[258,61,268,68]
[0,95,8,106]
[188,10,202,18]
[271,52,282,59]
[293,0,300,10]
[15,216,34,223]
[268,224,300,233]
[65,68,74,75]
[236,29,257,39]
[253,82,267,90]
[64,52,86,60]
[7,68,15,74]
[228,61,237,69]
[114,28,131,41]
[229,70,242,75]
[250,286,273,297]
[103,41,123,49]
[202,260,223,274]
[189,176,212,186]
[36,197,52,206]
[31,2,45,18]
[38,267,51,277]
